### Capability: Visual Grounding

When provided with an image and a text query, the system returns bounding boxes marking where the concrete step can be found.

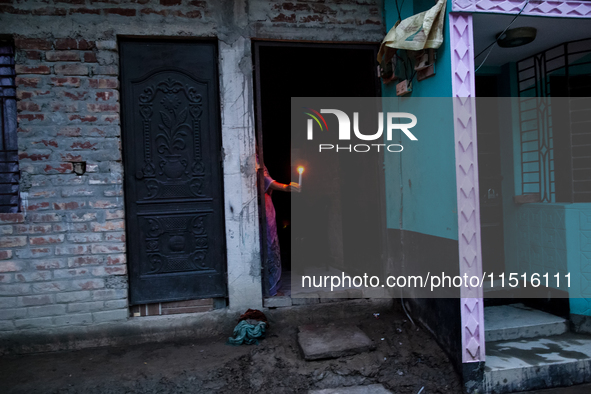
[298,324,375,361]
[309,384,392,393]
[484,332,591,394]
[484,304,568,342]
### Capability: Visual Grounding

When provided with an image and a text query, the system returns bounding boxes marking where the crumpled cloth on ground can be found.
[227,320,267,346]
[238,308,268,327]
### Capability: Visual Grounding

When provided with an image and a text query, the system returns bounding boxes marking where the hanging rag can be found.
[378,0,447,63]
[227,320,267,346]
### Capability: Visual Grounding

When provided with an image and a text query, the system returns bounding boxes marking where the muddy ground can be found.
[1,303,463,394]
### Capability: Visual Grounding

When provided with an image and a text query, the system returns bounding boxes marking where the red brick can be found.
[160,0,180,5]
[15,65,51,75]
[30,235,65,245]
[83,52,97,63]
[171,10,201,18]
[15,224,52,234]
[188,0,206,6]
[87,103,119,112]
[88,78,118,89]
[59,153,83,162]
[53,201,84,210]
[104,266,126,275]
[0,236,27,248]
[311,4,337,14]
[140,8,167,16]
[283,3,310,11]
[54,38,77,50]
[271,13,296,22]
[18,114,44,122]
[95,91,117,101]
[105,210,124,220]
[50,102,78,112]
[70,7,101,15]
[31,247,52,256]
[19,152,50,162]
[55,0,85,3]
[105,232,125,242]
[68,115,98,123]
[57,127,82,137]
[55,245,90,255]
[46,51,80,62]
[90,200,119,209]
[29,213,61,222]
[32,7,67,16]
[0,251,13,260]
[55,64,88,76]
[26,202,51,211]
[91,244,125,253]
[50,77,81,87]
[0,261,23,272]
[105,254,126,265]
[104,8,136,16]
[15,38,53,50]
[17,101,41,112]
[91,220,124,232]
[68,256,103,267]
[70,141,98,150]
[73,279,104,290]
[68,212,97,222]
[43,163,73,174]
[300,15,324,22]
[0,213,25,224]
[16,77,41,88]
[25,51,42,60]
[34,259,66,270]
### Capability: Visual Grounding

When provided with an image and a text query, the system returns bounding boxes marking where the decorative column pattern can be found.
[449,12,485,363]
[453,0,591,17]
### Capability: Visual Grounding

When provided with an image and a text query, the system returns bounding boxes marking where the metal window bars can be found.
[517,37,591,203]
[0,42,19,213]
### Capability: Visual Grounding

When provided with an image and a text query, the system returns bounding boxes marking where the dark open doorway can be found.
[253,42,381,297]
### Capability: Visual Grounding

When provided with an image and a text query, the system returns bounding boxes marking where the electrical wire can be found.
[474,0,531,73]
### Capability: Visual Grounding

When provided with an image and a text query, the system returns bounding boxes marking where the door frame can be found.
[251,40,384,297]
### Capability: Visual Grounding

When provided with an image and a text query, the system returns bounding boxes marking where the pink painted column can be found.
[449,12,485,363]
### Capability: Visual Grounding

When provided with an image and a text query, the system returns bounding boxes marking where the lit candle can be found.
[297,166,304,188]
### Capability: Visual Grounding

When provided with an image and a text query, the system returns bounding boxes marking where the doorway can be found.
[253,42,381,297]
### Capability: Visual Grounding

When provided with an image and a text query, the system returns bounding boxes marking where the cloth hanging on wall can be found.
[377,0,447,62]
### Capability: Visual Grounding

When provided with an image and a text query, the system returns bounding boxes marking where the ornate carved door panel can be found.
[120,40,226,305]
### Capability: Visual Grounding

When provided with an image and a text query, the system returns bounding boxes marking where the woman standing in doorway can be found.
[258,153,300,296]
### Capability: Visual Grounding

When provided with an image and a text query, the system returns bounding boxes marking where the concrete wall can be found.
[0,0,385,336]
[381,0,463,374]
[383,0,457,240]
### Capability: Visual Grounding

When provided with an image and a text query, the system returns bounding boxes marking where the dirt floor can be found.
[1,305,463,394]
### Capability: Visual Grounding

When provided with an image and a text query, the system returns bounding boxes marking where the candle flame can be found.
[297,166,304,174]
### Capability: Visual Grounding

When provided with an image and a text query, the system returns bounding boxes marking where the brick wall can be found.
[0,0,384,335]
[0,37,128,332]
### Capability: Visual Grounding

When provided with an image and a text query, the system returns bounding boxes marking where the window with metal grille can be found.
[517,38,591,203]
[0,42,19,213]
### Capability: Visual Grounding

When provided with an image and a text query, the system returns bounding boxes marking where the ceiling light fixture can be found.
[496,27,537,48]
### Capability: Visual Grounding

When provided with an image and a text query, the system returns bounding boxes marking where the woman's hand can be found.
[285,182,300,193]
[269,181,301,193]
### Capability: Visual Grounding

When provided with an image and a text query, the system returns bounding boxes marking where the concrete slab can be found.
[309,384,392,393]
[298,324,375,361]
[484,304,568,342]
[484,332,591,393]
[263,296,292,308]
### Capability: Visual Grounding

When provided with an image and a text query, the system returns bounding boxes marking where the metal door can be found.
[120,40,226,305]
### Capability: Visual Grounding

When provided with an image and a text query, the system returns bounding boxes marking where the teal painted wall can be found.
[492,63,591,316]
[383,0,458,240]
